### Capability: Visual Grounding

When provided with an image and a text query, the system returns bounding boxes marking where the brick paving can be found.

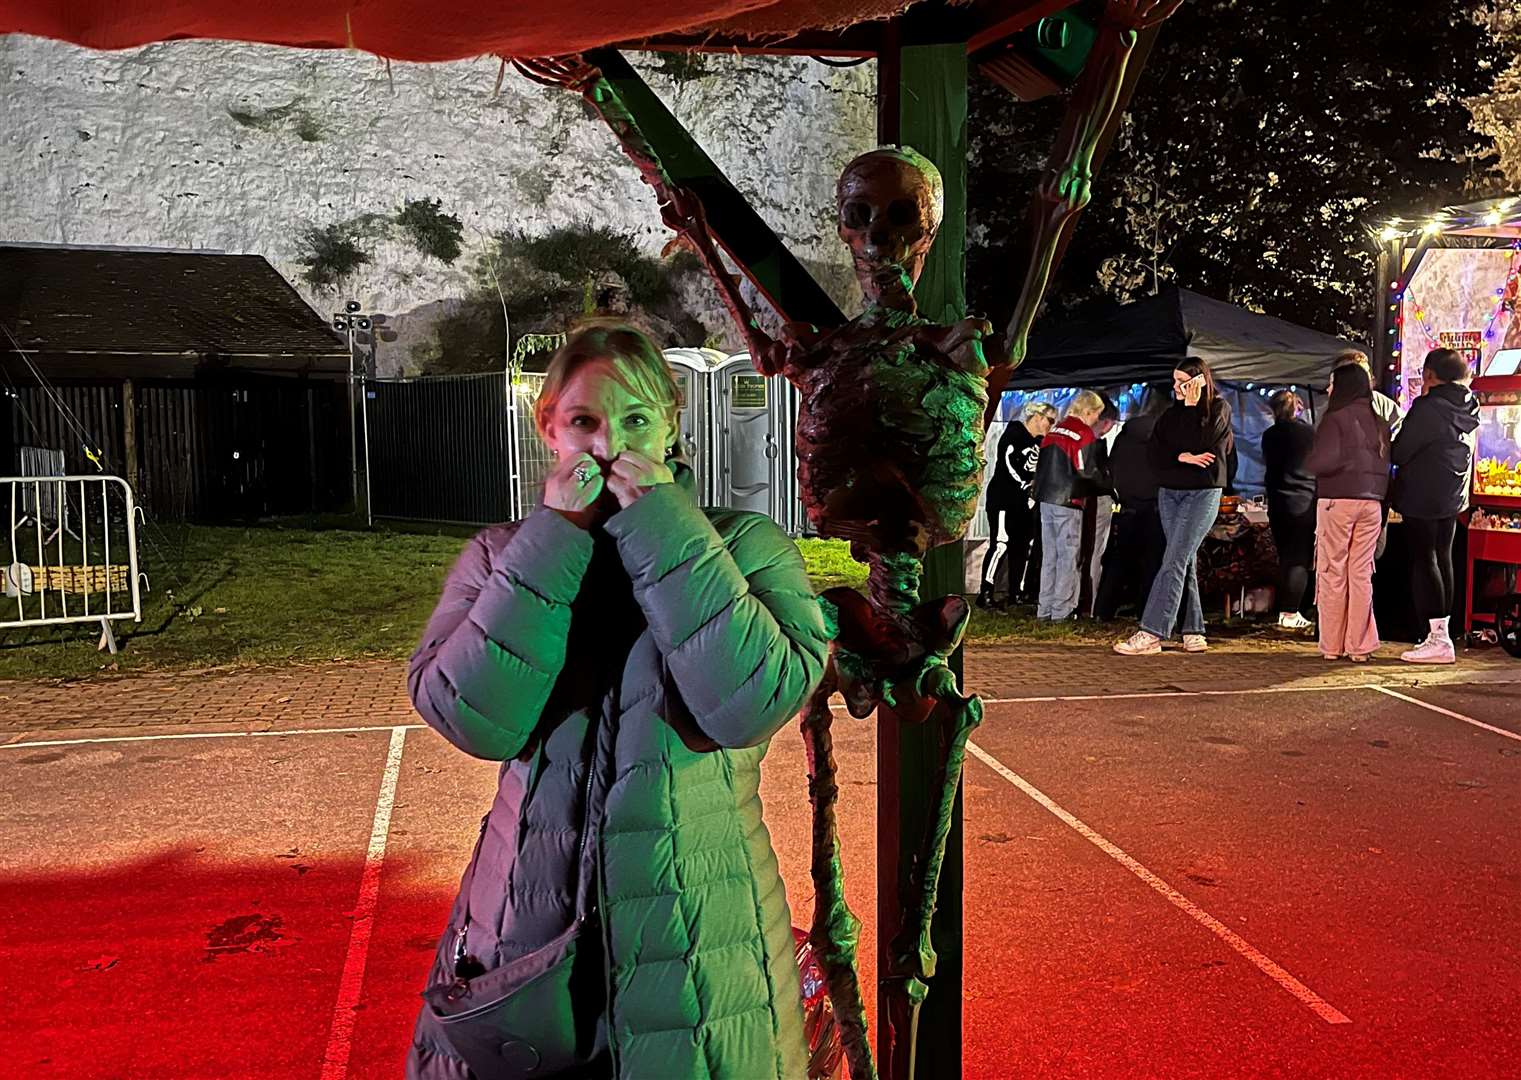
[1,640,1517,739]
[0,659,413,738]
[963,639,1521,699]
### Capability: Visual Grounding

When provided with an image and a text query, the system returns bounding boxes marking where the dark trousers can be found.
[1405,515,1458,623]
[980,500,1035,599]
[1094,502,1166,620]
[1268,500,1316,615]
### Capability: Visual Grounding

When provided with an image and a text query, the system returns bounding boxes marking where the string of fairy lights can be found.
[1395,248,1521,360]
[1376,195,1521,373]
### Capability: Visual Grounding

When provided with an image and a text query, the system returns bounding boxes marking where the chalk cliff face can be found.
[0,35,875,373]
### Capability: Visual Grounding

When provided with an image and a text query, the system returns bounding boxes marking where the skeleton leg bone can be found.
[801,669,877,1080]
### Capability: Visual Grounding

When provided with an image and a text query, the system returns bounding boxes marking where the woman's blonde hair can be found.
[532,320,681,444]
[1066,389,1106,420]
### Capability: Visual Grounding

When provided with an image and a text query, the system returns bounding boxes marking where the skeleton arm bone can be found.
[657,187,785,372]
[987,0,1184,426]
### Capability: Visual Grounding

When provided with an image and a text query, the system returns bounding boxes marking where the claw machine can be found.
[1465,373,1521,652]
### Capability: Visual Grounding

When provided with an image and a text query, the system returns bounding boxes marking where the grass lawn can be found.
[0,521,1277,683]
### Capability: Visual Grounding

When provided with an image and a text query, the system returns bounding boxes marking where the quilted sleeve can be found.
[603,484,829,750]
[408,510,594,760]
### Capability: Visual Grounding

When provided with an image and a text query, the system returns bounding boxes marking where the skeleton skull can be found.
[837,147,944,303]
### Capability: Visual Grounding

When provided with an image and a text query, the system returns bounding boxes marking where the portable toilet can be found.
[663,348,725,501]
[711,353,802,533]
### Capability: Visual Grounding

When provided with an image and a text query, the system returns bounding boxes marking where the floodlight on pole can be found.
[332,300,376,526]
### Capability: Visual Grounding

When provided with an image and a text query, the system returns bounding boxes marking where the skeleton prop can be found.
[517,6,1182,1072]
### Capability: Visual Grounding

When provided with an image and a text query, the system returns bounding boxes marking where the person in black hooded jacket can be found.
[1261,389,1317,631]
[1095,389,1168,619]
[1391,347,1481,664]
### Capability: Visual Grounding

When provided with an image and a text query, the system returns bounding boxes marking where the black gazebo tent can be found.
[1012,284,1358,391]
[1004,286,1361,496]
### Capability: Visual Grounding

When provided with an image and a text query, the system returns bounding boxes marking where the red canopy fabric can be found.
[1,1,915,61]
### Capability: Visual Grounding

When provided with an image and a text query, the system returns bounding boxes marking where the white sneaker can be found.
[1114,630,1162,656]
[1277,612,1314,631]
[1400,637,1455,664]
[1183,634,1209,653]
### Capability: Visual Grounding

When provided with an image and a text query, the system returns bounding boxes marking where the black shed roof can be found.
[0,245,350,379]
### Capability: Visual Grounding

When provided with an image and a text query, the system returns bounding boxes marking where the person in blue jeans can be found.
[1115,358,1233,656]
[1032,390,1107,620]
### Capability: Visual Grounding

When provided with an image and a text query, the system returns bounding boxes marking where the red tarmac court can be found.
[1,645,1518,1078]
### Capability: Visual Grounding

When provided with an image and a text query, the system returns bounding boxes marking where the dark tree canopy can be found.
[969,0,1501,344]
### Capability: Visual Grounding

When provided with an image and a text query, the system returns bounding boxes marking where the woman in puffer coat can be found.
[404,321,829,1080]
[1304,362,1390,662]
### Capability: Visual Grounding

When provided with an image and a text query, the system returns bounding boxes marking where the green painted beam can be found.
[877,40,970,1080]
[584,49,846,332]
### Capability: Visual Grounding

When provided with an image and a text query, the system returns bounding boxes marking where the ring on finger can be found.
[573,463,596,483]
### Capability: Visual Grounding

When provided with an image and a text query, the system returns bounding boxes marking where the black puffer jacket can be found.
[1391,382,1481,519]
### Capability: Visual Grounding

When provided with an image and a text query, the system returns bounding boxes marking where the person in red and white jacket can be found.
[1033,390,1107,620]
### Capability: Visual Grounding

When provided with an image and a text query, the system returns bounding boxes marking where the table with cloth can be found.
[1196,502,1279,614]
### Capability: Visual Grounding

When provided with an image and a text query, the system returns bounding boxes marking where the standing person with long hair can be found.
[1304,364,1390,662]
[1261,389,1317,632]
[404,321,829,1080]
[1391,347,1480,664]
[1114,358,1233,656]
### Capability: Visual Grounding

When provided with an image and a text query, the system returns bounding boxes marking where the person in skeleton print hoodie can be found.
[977,400,1058,608]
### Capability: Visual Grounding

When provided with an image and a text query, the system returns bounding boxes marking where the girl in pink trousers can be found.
[1304,364,1391,662]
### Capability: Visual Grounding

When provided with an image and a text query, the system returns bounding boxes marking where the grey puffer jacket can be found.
[404,471,829,1080]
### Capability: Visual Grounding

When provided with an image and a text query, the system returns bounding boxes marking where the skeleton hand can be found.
[658,183,707,239]
[918,317,992,376]
[1041,161,1092,212]
[1103,0,1185,31]
[753,322,818,378]
[512,55,602,94]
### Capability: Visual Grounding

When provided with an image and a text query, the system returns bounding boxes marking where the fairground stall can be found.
[1467,373,1521,655]
[1373,199,1521,650]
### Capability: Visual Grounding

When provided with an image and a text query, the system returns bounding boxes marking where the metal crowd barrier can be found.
[2,475,146,653]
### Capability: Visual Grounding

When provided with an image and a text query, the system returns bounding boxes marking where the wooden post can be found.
[122,378,140,493]
[876,41,968,1080]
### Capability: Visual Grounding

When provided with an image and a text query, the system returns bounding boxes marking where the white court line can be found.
[320,725,409,1080]
[965,739,1353,1025]
[0,723,425,750]
[827,678,1521,710]
[1370,685,1521,744]
[6,678,1516,750]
